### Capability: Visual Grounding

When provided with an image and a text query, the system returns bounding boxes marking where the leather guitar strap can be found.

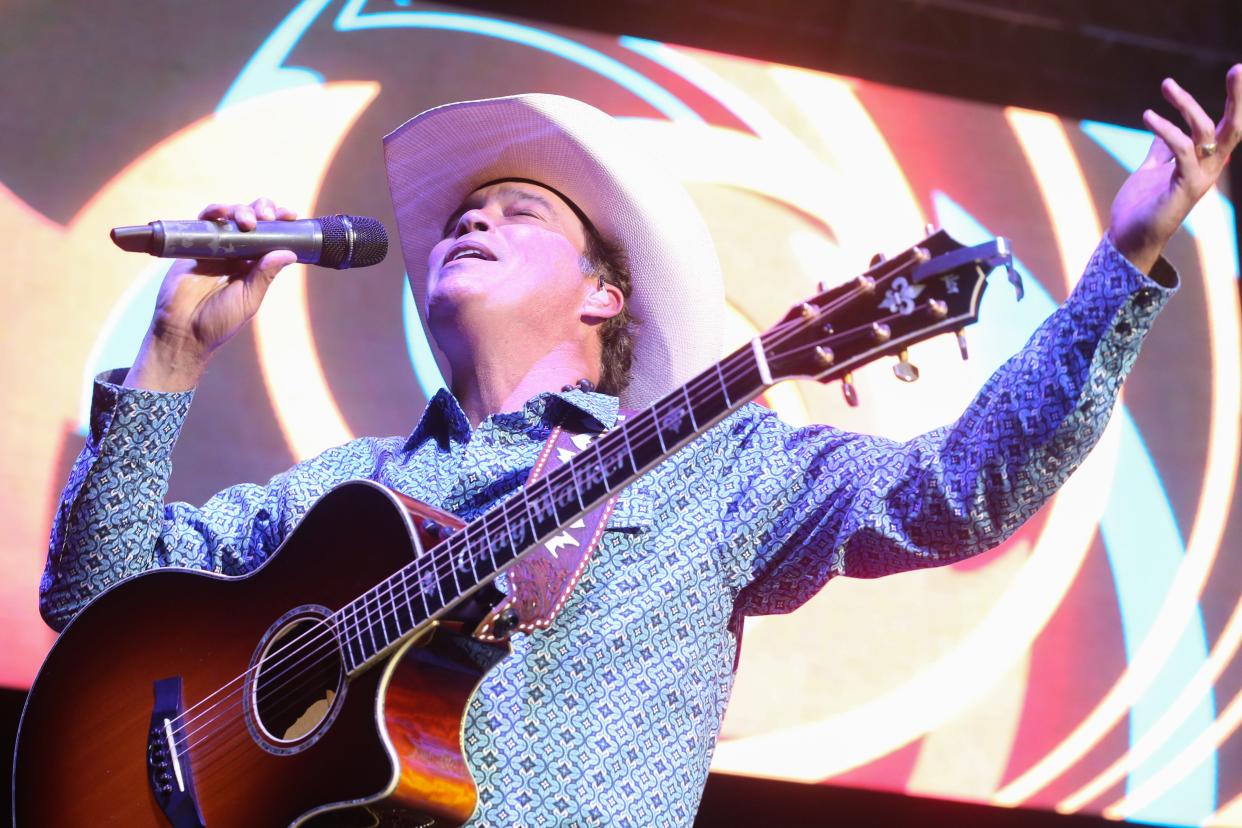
[472,411,634,642]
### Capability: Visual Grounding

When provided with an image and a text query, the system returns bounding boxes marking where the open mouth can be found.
[443,242,496,265]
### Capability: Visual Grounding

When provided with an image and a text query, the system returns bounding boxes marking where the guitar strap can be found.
[472,410,634,642]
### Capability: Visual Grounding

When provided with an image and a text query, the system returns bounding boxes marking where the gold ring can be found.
[1196,142,1218,158]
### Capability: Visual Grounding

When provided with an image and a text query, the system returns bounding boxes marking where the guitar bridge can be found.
[147,676,206,828]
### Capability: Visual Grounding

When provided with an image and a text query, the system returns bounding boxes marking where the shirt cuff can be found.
[1083,235,1180,317]
[87,368,194,461]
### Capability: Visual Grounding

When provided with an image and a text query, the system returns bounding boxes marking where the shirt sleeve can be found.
[728,236,1178,616]
[39,370,397,632]
[39,370,270,630]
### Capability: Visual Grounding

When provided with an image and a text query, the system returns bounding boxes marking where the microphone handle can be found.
[152,219,326,262]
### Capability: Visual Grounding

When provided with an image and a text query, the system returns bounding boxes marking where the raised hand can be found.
[1107,65,1241,275]
[124,197,299,392]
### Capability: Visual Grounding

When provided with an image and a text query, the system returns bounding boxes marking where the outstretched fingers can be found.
[1219,63,1242,158]
[1142,108,1197,171]
[1162,78,1217,147]
[1141,70,1241,175]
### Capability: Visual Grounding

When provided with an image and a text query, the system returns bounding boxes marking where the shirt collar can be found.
[404,388,470,450]
[404,386,619,450]
[546,387,619,432]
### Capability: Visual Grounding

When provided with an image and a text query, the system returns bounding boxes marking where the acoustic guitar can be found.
[12,230,1017,826]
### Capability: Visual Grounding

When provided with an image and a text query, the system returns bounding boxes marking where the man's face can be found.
[425,180,594,344]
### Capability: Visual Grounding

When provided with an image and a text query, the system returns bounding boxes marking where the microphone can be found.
[110,215,389,269]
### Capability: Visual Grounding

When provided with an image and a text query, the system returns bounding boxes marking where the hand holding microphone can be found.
[111,208,388,269]
[118,197,385,393]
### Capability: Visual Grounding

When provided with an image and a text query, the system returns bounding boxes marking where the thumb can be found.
[240,249,298,306]
[248,249,297,286]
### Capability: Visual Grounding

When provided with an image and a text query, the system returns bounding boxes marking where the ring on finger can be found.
[1196,141,1218,158]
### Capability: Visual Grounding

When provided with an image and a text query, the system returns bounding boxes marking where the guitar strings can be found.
[171,256,928,764]
[175,328,770,761]
[194,258,991,774]
[174,277,925,771]
[171,303,817,764]
[172,266,872,737]
[187,288,966,776]
[170,253,937,765]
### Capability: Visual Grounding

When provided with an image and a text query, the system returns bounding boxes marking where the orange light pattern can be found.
[2,6,1238,824]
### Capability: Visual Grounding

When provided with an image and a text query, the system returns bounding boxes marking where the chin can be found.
[427,272,487,309]
[427,282,511,344]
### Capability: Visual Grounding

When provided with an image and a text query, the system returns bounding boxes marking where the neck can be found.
[446,338,600,426]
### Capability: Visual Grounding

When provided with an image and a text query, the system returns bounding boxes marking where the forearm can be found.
[41,371,388,631]
[41,372,195,630]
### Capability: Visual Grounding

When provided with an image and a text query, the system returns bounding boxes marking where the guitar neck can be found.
[335,343,770,673]
[331,233,1014,673]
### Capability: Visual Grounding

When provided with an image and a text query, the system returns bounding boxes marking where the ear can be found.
[580,280,624,324]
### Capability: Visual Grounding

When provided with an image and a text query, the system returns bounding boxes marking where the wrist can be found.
[1105,228,1160,276]
[123,328,211,392]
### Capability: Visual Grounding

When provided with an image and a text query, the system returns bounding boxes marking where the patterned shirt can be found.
[42,238,1175,826]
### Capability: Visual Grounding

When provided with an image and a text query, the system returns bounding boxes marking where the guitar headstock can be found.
[761,229,1020,405]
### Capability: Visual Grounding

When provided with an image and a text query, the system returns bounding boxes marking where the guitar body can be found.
[13,481,506,827]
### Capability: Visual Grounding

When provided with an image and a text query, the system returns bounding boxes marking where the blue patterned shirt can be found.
[42,238,1175,826]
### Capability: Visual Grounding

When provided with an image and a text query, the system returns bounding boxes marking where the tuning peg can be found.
[799,302,817,319]
[841,373,859,407]
[927,298,948,318]
[871,322,891,343]
[1006,263,1024,301]
[955,329,969,360]
[814,346,835,368]
[893,349,920,383]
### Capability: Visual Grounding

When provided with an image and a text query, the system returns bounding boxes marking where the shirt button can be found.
[1134,288,1157,310]
[256,508,270,521]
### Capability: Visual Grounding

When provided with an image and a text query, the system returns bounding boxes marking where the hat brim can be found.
[383,94,724,409]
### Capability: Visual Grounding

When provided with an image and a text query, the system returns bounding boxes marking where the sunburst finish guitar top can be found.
[14,482,504,827]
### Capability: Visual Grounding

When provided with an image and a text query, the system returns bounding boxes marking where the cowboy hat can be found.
[383,93,724,409]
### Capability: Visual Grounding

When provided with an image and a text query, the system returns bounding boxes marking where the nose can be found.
[454,207,492,237]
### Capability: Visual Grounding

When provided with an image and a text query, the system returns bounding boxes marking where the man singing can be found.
[39,69,1239,825]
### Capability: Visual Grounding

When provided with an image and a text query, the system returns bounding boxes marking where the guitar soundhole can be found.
[252,615,344,745]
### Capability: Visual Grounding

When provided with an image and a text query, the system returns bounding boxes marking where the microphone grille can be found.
[348,216,389,268]
[319,216,350,267]
[318,215,389,269]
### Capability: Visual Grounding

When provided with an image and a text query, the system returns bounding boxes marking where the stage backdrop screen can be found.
[2,2,1239,826]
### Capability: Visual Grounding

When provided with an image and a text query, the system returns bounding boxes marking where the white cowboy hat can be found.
[383,93,724,409]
